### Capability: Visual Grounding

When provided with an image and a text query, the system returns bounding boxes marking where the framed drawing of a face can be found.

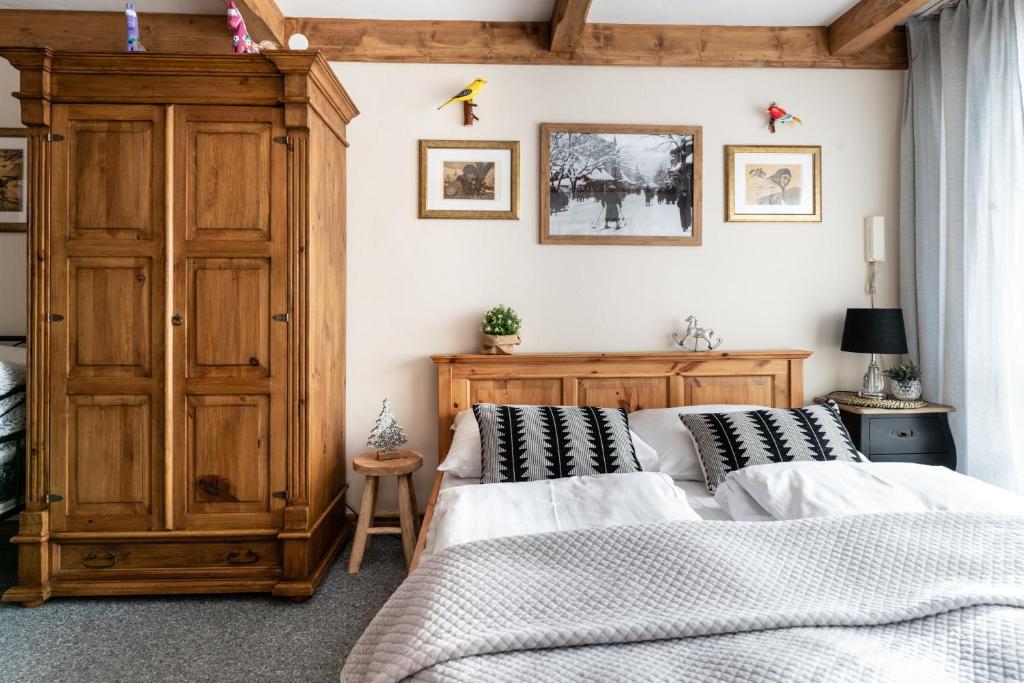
[419,140,519,219]
[725,145,821,223]
[541,123,702,246]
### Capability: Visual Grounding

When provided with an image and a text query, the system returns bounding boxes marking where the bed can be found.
[411,350,810,569]
[342,351,1024,682]
[0,343,26,517]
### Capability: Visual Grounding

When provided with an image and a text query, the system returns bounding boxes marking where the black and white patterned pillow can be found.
[681,400,862,493]
[472,403,641,484]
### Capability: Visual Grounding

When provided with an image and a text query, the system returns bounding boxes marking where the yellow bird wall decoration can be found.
[437,78,487,110]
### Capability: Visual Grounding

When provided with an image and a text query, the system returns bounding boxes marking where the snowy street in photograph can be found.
[551,193,693,237]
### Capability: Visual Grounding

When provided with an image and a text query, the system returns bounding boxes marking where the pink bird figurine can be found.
[225,1,261,54]
[766,102,803,134]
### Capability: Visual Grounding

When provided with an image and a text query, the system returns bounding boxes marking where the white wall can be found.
[0,59,906,511]
[0,59,26,338]
[334,62,905,509]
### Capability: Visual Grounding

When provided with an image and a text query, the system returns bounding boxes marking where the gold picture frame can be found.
[418,139,520,219]
[0,128,28,233]
[540,123,702,246]
[725,145,821,223]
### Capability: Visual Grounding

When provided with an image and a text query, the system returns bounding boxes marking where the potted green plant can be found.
[480,304,522,355]
[885,362,922,401]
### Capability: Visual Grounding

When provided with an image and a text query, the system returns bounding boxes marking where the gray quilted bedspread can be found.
[0,358,25,439]
[341,513,1024,682]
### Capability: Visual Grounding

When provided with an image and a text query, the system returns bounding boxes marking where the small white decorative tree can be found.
[367,398,408,458]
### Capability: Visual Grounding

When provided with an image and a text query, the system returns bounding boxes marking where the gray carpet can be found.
[0,533,407,682]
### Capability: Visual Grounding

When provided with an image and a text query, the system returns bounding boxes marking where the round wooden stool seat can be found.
[348,451,423,575]
[353,450,422,477]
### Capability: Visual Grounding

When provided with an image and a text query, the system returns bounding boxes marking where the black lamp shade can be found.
[841,308,908,355]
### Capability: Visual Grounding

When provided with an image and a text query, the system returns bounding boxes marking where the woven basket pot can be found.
[480,333,521,355]
[890,379,923,401]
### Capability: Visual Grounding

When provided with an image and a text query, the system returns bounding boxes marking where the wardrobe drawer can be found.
[55,539,281,574]
[867,416,946,455]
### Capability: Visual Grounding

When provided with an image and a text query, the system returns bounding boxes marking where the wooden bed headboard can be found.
[432,351,811,461]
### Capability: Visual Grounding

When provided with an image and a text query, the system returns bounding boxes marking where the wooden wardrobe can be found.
[0,49,357,606]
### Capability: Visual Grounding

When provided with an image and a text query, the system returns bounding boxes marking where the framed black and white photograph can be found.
[0,129,27,233]
[725,145,821,223]
[419,139,519,219]
[541,123,702,246]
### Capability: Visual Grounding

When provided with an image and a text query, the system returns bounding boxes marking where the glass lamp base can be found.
[859,355,886,400]
[857,390,886,400]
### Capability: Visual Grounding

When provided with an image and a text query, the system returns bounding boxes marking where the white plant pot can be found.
[890,379,922,401]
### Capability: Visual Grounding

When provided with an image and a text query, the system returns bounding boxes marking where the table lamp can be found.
[841,308,908,399]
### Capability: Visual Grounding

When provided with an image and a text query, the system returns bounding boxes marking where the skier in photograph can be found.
[676,164,693,231]
[601,183,625,230]
[643,185,655,206]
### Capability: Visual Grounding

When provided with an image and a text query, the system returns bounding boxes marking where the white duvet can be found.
[716,461,1024,520]
[424,471,700,557]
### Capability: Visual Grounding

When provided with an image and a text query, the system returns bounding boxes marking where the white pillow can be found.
[722,461,1024,520]
[628,404,766,482]
[438,408,659,478]
[714,478,775,522]
[425,472,700,557]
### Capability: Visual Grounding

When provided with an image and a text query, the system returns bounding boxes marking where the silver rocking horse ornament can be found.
[672,315,723,352]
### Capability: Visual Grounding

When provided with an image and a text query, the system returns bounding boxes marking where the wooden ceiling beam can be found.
[0,10,230,54]
[232,0,287,46]
[549,0,593,52]
[829,0,931,56]
[286,18,909,69]
[0,10,908,70]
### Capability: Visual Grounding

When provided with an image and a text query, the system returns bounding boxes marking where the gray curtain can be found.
[900,0,1024,491]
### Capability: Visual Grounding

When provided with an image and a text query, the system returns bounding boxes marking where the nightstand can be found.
[348,450,423,574]
[815,398,957,469]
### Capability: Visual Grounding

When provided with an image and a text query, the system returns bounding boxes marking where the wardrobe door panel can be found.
[51,396,153,532]
[188,395,270,517]
[187,258,271,379]
[172,106,287,531]
[48,104,166,533]
[66,116,156,240]
[67,257,152,378]
[185,120,273,241]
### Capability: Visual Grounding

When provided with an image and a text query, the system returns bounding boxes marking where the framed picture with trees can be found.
[540,123,702,246]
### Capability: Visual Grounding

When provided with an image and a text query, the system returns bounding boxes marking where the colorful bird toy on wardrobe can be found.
[226,1,261,53]
[125,2,146,52]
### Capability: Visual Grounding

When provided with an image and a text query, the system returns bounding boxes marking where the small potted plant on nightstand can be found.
[480,304,521,354]
[885,362,922,401]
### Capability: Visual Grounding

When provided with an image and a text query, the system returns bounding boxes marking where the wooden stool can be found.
[348,450,423,574]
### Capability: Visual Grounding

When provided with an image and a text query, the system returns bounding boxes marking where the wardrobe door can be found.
[172,106,287,531]
[47,104,167,532]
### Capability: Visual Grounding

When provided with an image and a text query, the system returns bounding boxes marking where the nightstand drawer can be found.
[868,453,955,468]
[867,416,946,455]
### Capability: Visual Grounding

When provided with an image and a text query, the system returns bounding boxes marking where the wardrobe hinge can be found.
[44,133,64,143]
[272,135,292,147]
[45,313,64,322]
[272,313,289,322]
[271,490,287,500]
[44,493,63,504]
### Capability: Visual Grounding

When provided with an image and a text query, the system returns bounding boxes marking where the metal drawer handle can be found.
[82,551,117,569]
[227,549,260,565]
[892,430,915,438]
[171,313,183,326]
